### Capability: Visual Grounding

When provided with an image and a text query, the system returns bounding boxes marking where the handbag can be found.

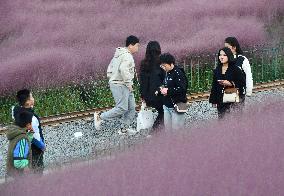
[174,102,188,113]
[171,98,188,113]
[223,86,240,103]
[136,102,155,131]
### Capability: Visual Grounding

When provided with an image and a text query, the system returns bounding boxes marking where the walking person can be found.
[139,41,165,133]
[158,53,188,131]
[94,35,140,134]
[13,89,46,175]
[225,37,253,97]
[209,47,246,119]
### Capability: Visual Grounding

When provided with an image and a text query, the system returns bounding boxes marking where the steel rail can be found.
[0,80,283,134]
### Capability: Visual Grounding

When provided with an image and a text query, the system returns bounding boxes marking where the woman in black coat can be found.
[139,41,165,130]
[209,47,246,119]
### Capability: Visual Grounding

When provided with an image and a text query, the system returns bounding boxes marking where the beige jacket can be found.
[107,47,135,88]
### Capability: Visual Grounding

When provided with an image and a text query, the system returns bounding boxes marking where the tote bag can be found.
[136,102,155,131]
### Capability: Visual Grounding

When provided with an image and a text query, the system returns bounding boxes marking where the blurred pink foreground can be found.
[1,97,284,196]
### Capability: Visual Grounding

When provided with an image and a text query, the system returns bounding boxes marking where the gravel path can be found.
[0,89,283,178]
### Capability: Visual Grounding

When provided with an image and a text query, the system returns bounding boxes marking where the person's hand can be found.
[128,85,133,92]
[212,104,217,108]
[27,129,34,134]
[141,100,147,109]
[218,80,232,86]
[160,87,168,95]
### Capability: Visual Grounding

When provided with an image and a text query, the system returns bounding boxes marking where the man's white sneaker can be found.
[126,128,138,135]
[118,129,128,135]
[118,128,137,135]
[146,135,152,139]
[94,112,102,130]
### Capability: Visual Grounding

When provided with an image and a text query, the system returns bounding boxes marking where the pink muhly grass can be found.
[0,0,283,94]
[1,98,283,195]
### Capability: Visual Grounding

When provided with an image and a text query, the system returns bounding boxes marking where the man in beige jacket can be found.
[94,35,140,134]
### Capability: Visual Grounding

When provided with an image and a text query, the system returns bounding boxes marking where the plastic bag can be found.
[136,102,155,131]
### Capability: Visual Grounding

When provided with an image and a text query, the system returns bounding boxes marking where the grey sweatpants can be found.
[100,83,136,128]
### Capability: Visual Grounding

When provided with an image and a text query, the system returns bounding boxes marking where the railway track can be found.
[0,80,283,134]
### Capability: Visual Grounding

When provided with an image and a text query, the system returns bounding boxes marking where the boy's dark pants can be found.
[31,145,44,174]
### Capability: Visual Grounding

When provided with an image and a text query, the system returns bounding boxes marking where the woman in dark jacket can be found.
[139,41,165,130]
[209,47,246,119]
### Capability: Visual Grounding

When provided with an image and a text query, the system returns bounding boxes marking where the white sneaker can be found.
[126,128,138,135]
[118,128,137,135]
[94,112,102,130]
[146,135,152,139]
[118,129,128,135]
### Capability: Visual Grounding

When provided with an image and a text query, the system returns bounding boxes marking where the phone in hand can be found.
[217,80,224,84]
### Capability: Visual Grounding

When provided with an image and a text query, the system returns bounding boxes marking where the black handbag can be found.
[171,98,188,113]
[174,102,188,113]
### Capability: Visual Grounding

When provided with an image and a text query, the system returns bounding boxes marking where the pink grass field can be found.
[1,98,283,196]
[0,0,283,94]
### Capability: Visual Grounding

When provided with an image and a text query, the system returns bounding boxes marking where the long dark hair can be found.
[140,41,161,72]
[217,47,235,67]
[224,37,243,55]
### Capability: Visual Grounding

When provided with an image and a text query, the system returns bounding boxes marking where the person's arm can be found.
[209,70,218,104]
[167,70,187,96]
[31,116,45,150]
[120,54,135,90]
[139,70,148,99]
[242,57,253,96]
[155,69,166,96]
[233,66,246,90]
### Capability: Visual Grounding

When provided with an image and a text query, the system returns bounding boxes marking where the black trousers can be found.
[31,146,44,175]
[217,103,232,119]
[146,100,164,131]
[217,96,246,119]
[152,106,164,130]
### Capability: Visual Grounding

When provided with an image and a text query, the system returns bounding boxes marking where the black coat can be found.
[209,64,246,105]
[139,65,165,108]
[162,66,188,108]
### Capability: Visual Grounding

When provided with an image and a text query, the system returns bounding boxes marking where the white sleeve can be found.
[32,116,41,141]
[242,57,253,96]
[11,106,15,120]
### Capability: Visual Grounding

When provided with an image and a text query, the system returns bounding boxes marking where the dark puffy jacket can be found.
[162,66,188,108]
